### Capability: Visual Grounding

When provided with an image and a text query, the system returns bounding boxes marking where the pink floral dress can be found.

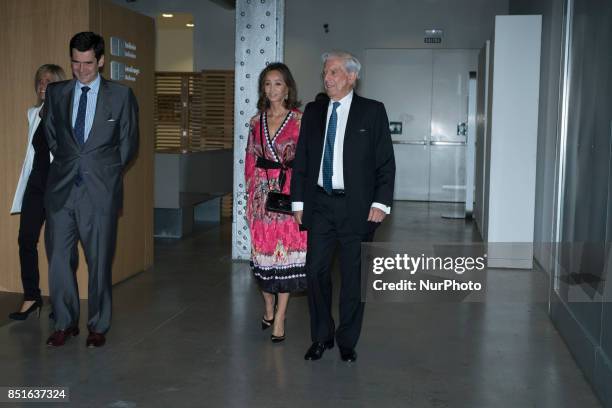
[244,109,307,293]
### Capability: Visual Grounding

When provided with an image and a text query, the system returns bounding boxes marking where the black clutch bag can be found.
[265,190,293,215]
[257,113,294,215]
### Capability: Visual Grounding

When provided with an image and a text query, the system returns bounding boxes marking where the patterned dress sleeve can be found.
[244,116,259,191]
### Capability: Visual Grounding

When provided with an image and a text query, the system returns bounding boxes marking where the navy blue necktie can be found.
[74,86,90,146]
[322,101,341,193]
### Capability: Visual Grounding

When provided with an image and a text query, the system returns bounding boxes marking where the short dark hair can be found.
[256,62,301,112]
[69,32,105,61]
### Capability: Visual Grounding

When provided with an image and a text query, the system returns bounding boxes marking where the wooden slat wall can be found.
[201,70,234,150]
[155,70,234,152]
[155,76,182,150]
[189,75,204,151]
[154,70,234,219]
[221,194,233,218]
[155,72,204,152]
[203,70,234,218]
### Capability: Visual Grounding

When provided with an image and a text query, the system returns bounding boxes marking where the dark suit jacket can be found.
[291,93,395,234]
[43,77,139,215]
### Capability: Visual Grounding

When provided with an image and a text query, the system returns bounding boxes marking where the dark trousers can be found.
[46,184,118,333]
[307,189,374,351]
[18,176,46,301]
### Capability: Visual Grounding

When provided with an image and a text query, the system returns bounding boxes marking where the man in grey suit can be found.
[44,32,139,347]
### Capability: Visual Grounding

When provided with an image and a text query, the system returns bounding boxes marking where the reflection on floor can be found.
[0,202,601,407]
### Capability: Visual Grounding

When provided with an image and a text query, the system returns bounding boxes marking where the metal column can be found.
[232,0,285,260]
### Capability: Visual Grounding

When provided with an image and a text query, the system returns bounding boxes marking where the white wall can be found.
[509,0,564,273]
[114,0,509,100]
[486,15,541,268]
[285,0,509,103]
[157,28,194,71]
[111,0,235,70]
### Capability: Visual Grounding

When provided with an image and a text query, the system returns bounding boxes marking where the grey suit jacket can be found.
[43,77,139,215]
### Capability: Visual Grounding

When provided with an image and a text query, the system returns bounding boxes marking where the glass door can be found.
[363,48,478,202]
[363,48,433,200]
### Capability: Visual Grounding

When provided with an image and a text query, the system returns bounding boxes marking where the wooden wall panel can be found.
[201,70,234,150]
[154,72,204,152]
[91,0,155,285]
[0,0,89,295]
[0,0,154,297]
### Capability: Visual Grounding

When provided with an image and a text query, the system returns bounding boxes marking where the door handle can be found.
[429,140,466,146]
[393,140,427,145]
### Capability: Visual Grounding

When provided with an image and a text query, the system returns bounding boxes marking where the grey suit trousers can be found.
[46,183,118,333]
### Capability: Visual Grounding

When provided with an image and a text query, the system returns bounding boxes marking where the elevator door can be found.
[363,48,478,201]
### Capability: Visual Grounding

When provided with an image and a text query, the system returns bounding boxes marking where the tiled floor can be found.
[0,202,601,407]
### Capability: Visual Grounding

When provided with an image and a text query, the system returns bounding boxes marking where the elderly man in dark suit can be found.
[291,51,395,362]
[43,32,139,347]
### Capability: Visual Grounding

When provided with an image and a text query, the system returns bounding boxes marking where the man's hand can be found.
[368,207,386,223]
[294,210,303,225]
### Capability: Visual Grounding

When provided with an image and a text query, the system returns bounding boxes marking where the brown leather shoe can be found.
[86,331,106,348]
[46,326,79,347]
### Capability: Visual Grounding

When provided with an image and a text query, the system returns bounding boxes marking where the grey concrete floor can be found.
[0,202,602,407]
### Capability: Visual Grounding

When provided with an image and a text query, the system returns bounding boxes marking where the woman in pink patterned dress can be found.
[245,63,307,343]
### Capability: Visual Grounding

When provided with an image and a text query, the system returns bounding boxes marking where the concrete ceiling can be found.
[155,12,194,29]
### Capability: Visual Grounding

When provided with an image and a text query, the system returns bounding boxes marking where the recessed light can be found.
[186,23,195,27]
[162,13,174,18]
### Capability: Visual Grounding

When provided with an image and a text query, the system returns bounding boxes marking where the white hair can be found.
[321,50,361,77]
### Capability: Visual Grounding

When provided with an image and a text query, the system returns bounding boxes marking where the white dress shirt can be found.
[292,90,390,215]
[317,91,351,190]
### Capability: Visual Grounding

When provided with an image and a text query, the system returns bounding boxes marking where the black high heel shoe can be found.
[271,319,286,343]
[8,299,42,321]
[261,316,274,330]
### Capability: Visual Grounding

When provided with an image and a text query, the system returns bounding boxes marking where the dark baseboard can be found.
[550,291,612,407]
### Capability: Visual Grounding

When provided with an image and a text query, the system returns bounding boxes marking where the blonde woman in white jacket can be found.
[9,64,65,320]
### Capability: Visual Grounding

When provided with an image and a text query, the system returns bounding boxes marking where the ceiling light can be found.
[162,13,174,18]
[186,23,195,27]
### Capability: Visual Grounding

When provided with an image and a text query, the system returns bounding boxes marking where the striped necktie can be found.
[322,101,340,193]
[74,86,90,146]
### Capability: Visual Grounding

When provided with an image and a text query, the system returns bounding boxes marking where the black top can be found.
[27,122,49,189]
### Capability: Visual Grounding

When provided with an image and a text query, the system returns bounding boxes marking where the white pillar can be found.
[233,0,285,260]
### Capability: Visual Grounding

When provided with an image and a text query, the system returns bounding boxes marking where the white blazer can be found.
[10,105,53,214]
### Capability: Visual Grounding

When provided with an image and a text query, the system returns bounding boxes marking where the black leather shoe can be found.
[340,348,357,362]
[304,340,334,361]
[46,326,79,347]
[86,331,106,348]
